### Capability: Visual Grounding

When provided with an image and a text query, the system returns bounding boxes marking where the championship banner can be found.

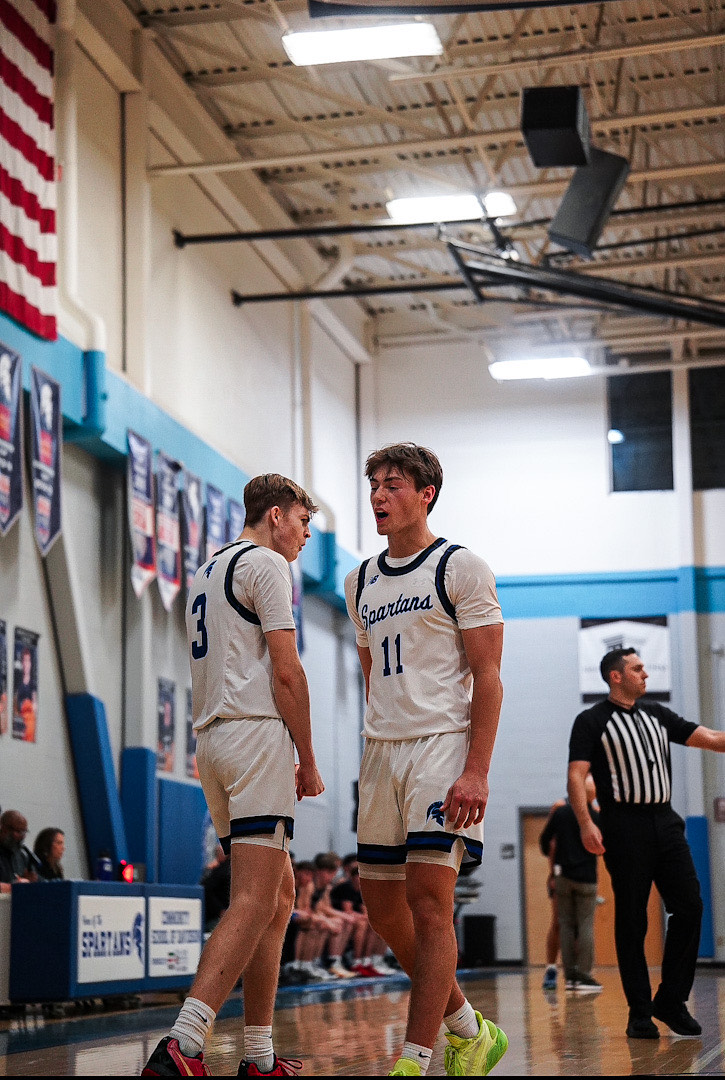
[155,452,182,611]
[205,483,226,561]
[12,626,38,742]
[0,345,23,535]
[578,617,671,703]
[30,367,61,555]
[308,0,611,13]
[127,431,156,597]
[0,618,7,736]
[157,677,175,773]
[180,470,204,598]
[185,688,199,780]
[227,497,245,543]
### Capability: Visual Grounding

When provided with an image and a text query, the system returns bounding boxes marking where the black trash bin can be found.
[463,914,496,967]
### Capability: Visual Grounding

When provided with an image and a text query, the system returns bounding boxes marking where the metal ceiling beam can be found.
[141,0,304,27]
[388,31,725,86]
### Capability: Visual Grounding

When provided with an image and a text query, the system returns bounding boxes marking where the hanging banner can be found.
[0,345,23,536]
[127,431,157,597]
[12,627,39,743]
[180,470,204,598]
[186,688,199,780]
[205,483,227,561]
[309,0,613,13]
[291,557,305,653]
[0,618,7,736]
[156,453,182,611]
[30,368,61,556]
[578,617,671,703]
[227,497,246,543]
[157,677,176,773]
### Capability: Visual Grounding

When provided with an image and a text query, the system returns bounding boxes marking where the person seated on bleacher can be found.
[0,810,37,893]
[282,859,343,982]
[330,853,396,977]
[310,852,360,979]
[33,828,65,880]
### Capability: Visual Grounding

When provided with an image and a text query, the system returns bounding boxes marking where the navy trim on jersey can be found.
[377,536,447,577]
[462,837,483,863]
[435,543,464,622]
[405,832,483,865]
[230,815,294,840]
[356,557,372,612]
[357,842,408,865]
[224,543,261,625]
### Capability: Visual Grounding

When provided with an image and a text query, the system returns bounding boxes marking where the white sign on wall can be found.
[578,617,671,702]
[148,896,203,978]
[77,895,146,984]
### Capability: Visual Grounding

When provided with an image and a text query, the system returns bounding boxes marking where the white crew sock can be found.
[401,1041,432,1074]
[444,1000,480,1040]
[170,997,216,1058]
[244,1024,274,1073]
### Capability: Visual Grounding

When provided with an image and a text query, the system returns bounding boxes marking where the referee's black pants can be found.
[601,803,703,1020]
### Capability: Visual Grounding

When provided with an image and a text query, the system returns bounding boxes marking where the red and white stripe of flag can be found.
[0,0,57,341]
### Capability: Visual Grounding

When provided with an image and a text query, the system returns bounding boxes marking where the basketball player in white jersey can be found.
[345,444,507,1077]
[143,474,324,1078]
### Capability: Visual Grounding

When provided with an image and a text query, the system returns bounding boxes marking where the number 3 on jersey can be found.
[191,592,209,659]
[381,633,403,677]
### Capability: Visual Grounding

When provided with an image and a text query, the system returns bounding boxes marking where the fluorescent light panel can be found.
[386,193,483,224]
[482,191,517,218]
[489,356,591,381]
[282,24,443,66]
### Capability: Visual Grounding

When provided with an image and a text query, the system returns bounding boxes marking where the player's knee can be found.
[406,891,451,935]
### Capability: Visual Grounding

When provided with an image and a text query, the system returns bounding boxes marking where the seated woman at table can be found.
[33,827,65,880]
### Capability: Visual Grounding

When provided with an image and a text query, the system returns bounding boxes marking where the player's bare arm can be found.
[356,644,373,700]
[442,623,504,830]
[265,627,324,799]
[567,761,605,854]
[687,726,725,752]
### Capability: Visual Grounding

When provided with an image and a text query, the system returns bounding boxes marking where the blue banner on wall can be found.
[205,483,226,561]
[30,367,61,556]
[227,497,245,543]
[13,626,39,743]
[180,469,204,599]
[0,618,7,736]
[0,344,23,536]
[156,452,182,612]
[157,676,176,774]
[127,430,157,597]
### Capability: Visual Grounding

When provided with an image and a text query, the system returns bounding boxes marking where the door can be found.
[521,809,663,966]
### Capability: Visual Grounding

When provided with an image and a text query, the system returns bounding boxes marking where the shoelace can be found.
[275,1058,303,1076]
[443,1045,465,1076]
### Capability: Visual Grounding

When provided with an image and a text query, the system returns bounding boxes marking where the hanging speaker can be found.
[548,147,630,258]
[521,86,591,168]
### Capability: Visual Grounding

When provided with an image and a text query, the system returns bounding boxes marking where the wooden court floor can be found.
[2,966,725,1075]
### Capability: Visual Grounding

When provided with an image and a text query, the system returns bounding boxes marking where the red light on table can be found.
[119,860,135,883]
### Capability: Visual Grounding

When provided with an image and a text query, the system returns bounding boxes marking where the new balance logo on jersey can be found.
[360,592,433,631]
[204,561,216,578]
[368,574,379,586]
[426,801,445,826]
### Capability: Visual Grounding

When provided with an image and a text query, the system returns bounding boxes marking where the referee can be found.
[568,647,725,1040]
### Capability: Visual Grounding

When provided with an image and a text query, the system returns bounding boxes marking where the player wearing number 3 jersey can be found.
[345,444,508,1078]
[142,474,324,1079]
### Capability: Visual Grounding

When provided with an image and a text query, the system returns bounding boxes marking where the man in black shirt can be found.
[0,810,36,893]
[569,647,725,1040]
[539,777,601,993]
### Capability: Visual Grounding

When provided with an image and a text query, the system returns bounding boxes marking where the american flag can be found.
[0,0,57,341]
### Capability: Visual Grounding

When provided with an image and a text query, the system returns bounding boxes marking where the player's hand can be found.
[442,770,489,829]
[581,820,605,855]
[296,760,325,800]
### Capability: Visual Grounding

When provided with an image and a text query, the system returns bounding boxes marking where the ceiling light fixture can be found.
[488,356,592,381]
[607,428,625,444]
[282,24,443,66]
[386,193,483,224]
[482,191,517,218]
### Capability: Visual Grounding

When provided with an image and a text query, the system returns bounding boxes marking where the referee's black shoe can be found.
[652,995,702,1037]
[626,1016,659,1040]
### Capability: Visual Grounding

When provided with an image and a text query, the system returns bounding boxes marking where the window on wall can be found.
[689,366,725,491]
[607,371,674,492]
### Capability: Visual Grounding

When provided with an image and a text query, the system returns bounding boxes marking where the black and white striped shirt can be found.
[569,699,698,809]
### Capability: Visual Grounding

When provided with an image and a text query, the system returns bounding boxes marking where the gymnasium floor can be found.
[1,966,724,1075]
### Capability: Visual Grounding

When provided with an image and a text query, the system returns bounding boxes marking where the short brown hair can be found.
[243,474,318,528]
[365,443,443,514]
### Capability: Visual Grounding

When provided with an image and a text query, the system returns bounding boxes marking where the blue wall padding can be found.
[686,815,714,958]
[65,693,128,871]
[157,778,208,886]
[121,747,158,883]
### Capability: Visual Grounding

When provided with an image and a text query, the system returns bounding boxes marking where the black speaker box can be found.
[521,86,591,168]
[548,147,630,258]
[463,914,496,967]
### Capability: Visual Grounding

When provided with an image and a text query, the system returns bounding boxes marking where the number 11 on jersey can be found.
[382,633,403,677]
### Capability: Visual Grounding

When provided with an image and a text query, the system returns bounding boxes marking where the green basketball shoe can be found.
[388,1059,422,1076]
[444,1012,508,1076]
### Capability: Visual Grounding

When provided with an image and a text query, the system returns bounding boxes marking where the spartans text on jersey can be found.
[360,593,434,631]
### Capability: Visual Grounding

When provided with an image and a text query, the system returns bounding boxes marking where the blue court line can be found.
[0,969,499,1056]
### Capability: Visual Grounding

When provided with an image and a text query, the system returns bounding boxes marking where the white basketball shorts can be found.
[357,730,484,881]
[196,715,295,853]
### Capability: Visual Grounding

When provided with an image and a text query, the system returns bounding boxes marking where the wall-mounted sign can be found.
[127,431,156,597]
[0,344,23,536]
[30,367,61,555]
[157,677,176,774]
[205,483,226,561]
[156,453,182,611]
[77,895,145,984]
[180,470,204,599]
[227,497,245,543]
[579,617,671,703]
[147,896,203,978]
[12,627,38,743]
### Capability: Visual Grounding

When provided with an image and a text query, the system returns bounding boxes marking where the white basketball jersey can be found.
[186,540,296,731]
[345,538,503,741]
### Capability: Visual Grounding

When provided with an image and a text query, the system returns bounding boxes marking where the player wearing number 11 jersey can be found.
[345,444,508,1077]
[142,474,324,1079]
